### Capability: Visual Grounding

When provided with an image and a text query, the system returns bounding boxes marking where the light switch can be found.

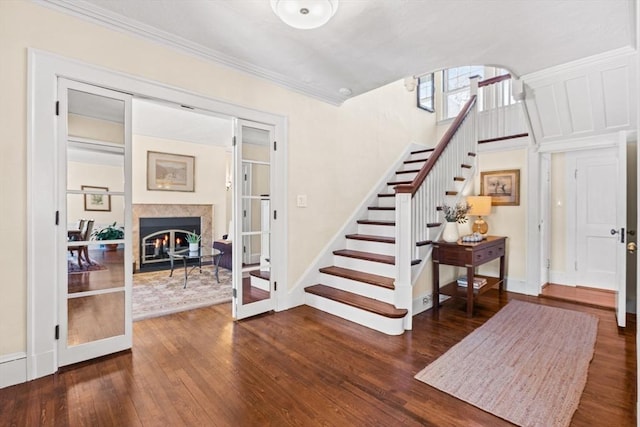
[296,195,307,208]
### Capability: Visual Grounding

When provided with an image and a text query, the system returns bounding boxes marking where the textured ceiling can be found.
[44,0,636,105]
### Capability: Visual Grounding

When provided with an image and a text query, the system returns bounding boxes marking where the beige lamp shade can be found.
[467,196,492,216]
[466,196,492,235]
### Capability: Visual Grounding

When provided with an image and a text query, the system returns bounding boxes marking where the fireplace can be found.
[139,216,201,271]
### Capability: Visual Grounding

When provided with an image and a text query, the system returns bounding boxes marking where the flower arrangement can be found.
[185,231,201,245]
[442,202,471,224]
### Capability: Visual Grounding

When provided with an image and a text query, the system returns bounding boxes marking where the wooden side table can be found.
[432,236,507,317]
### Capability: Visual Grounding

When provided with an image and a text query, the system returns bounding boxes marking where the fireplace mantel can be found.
[132,204,213,272]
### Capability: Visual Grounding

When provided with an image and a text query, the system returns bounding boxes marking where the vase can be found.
[189,242,199,252]
[442,222,459,243]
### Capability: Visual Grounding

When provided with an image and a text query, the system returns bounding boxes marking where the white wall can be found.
[0,1,436,357]
[132,134,228,240]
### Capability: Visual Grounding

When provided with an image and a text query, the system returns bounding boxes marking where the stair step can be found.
[387,180,412,186]
[410,147,435,155]
[396,169,420,175]
[377,193,395,198]
[249,270,270,280]
[404,158,428,165]
[368,206,395,211]
[453,176,465,182]
[445,191,458,196]
[333,249,420,266]
[416,240,433,247]
[305,284,407,319]
[346,234,395,244]
[356,219,395,226]
[461,164,472,169]
[427,222,441,228]
[468,152,477,157]
[319,266,394,289]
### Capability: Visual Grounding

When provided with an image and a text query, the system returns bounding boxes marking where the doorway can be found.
[28,51,287,380]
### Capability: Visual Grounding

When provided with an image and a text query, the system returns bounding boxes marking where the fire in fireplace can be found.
[139,216,201,271]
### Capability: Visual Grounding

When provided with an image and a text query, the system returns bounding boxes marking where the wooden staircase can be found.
[304,148,440,335]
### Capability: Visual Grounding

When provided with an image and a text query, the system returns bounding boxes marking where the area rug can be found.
[132,265,232,321]
[415,300,598,427]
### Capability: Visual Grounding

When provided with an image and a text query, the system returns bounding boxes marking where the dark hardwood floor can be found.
[1,291,635,426]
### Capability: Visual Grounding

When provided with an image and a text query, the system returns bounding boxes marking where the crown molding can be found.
[35,0,345,105]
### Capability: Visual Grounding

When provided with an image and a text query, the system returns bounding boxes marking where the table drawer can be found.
[472,242,505,264]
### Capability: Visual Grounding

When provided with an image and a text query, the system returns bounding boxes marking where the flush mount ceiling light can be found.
[270,0,339,30]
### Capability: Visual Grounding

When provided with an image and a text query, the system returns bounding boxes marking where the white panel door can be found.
[57,78,133,366]
[576,153,619,289]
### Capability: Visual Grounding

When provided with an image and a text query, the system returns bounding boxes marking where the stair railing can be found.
[393,77,480,330]
[477,74,529,142]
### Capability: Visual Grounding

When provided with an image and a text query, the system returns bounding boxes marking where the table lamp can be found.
[466,196,492,235]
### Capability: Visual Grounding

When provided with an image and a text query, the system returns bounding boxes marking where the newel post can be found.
[394,189,413,330]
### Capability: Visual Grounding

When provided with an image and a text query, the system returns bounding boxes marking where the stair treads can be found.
[396,169,420,175]
[368,206,395,211]
[345,234,395,244]
[404,158,428,164]
[356,219,395,226]
[249,270,270,280]
[410,147,435,155]
[305,284,407,319]
[416,240,433,247]
[387,180,412,186]
[319,266,394,289]
[334,249,395,264]
[377,193,395,198]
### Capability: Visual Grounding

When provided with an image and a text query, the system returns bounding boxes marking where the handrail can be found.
[478,73,511,87]
[395,95,477,196]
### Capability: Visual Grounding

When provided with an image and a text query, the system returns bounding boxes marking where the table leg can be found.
[499,254,506,293]
[466,267,474,317]
[169,255,175,277]
[432,261,440,318]
[214,252,222,283]
[182,258,188,289]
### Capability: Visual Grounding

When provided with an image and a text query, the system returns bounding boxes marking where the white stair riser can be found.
[395,171,418,181]
[250,275,270,292]
[319,273,394,302]
[305,293,405,335]
[367,209,395,222]
[377,197,396,208]
[346,238,395,256]
[333,256,395,277]
[357,223,395,237]
[400,161,426,172]
[409,151,430,161]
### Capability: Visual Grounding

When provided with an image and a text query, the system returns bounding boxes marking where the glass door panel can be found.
[233,120,275,319]
[58,79,132,366]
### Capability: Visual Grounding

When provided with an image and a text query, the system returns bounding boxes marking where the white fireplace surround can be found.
[132,204,213,271]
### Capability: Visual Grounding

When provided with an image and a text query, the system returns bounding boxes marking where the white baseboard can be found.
[505,277,538,296]
[0,352,27,388]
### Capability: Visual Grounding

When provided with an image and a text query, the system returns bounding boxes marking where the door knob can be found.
[628,242,637,254]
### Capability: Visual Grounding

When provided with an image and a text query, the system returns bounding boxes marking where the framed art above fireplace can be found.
[147,151,195,192]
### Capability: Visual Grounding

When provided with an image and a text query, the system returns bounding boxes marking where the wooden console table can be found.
[432,236,507,317]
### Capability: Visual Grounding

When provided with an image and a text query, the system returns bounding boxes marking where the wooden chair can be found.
[68,219,94,268]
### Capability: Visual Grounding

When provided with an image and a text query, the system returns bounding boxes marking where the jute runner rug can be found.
[415,300,598,427]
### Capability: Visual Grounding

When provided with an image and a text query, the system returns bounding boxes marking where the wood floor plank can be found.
[0,292,635,426]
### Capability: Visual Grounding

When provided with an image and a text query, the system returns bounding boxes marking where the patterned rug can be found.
[415,300,598,427]
[133,265,232,321]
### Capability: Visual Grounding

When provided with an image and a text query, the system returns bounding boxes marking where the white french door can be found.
[232,119,276,319]
[57,78,133,366]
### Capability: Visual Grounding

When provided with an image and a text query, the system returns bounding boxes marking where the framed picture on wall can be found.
[82,185,111,212]
[147,151,195,192]
[480,169,520,206]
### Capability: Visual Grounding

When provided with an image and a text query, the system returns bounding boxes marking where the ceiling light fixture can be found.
[270,0,339,30]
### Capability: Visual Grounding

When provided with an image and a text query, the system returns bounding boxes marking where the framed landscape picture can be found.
[480,169,520,206]
[147,151,195,192]
[82,185,111,212]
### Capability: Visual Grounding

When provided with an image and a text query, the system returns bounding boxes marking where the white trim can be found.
[36,0,345,105]
[28,49,288,382]
[521,47,637,83]
[536,132,620,153]
[0,353,27,389]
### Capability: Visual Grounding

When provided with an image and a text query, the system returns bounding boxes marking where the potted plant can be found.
[185,231,201,252]
[441,202,470,242]
[92,221,125,251]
